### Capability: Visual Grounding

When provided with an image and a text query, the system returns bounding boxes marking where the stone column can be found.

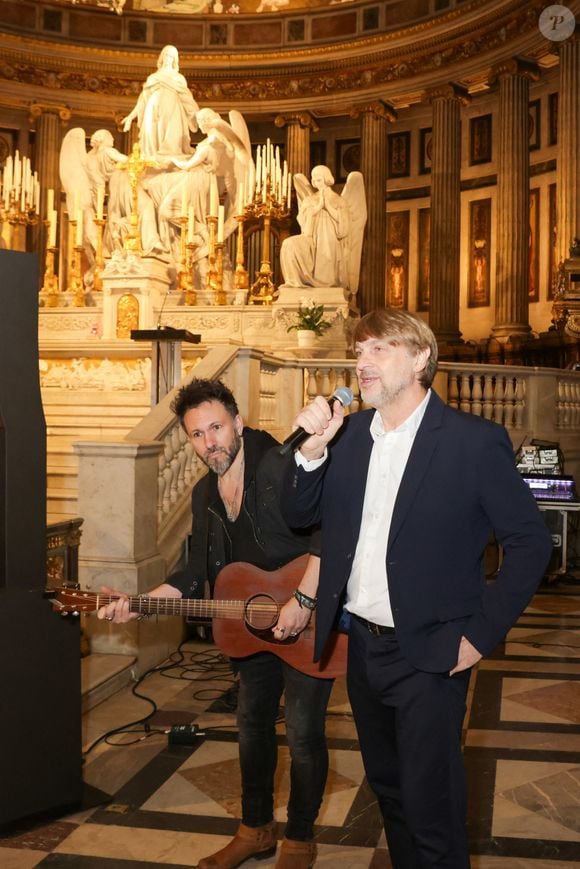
[427,84,470,345]
[491,59,539,339]
[351,101,395,314]
[556,36,580,263]
[30,103,71,251]
[274,111,319,178]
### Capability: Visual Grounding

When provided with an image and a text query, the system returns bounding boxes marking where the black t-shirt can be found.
[215,498,273,571]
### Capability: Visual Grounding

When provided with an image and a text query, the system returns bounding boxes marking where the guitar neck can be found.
[102,595,239,619]
[95,594,264,621]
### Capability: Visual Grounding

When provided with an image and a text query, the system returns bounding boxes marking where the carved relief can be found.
[40,357,151,390]
[39,314,98,332]
[0,1,546,105]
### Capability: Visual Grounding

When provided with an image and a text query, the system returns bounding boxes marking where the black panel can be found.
[0,251,82,825]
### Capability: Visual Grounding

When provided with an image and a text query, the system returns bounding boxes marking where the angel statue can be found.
[151,107,253,266]
[121,45,199,160]
[280,165,367,302]
[59,127,130,264]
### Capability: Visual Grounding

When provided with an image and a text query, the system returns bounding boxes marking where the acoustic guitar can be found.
[48,554,347,679]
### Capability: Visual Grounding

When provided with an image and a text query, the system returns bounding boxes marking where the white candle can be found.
[246,160,256,202]
[181,185,188,218]
[75,208,83,246]
[46,187,54,215]
[255,146,262,191]
[34,175,40,214]
[217,204,224,242]
[4,156,12,195]
[96,187,105,221]
[237,182,245,216]
[187,205,195,243]
[287,173,292,209]
[48,210,57,248]
[13,151,21,194]
[210,176,219,217]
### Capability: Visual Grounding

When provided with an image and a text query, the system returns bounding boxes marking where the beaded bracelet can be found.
[293,589,317,610]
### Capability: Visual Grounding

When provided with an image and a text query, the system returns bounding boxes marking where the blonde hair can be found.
[353,308,438,388]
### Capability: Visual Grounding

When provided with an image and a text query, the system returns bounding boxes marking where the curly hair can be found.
[171,379,239,429]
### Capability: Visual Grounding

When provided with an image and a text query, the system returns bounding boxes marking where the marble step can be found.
[81,652,137,714]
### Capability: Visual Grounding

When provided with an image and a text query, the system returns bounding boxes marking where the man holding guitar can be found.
[97,379,330,869]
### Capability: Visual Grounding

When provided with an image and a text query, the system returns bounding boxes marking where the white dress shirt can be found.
[294,390,431,626]
[345,390,431,626]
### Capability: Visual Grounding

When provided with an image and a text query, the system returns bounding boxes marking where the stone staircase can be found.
[43,390,151,521]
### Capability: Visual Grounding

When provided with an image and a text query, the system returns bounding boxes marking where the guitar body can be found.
[212,556,347,679]
[48,556,347,679]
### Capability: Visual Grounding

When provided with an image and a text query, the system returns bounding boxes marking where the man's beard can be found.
[203,431,242,477]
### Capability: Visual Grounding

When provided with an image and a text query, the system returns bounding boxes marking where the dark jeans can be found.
[347,617,471,869]
[235,652,333,841]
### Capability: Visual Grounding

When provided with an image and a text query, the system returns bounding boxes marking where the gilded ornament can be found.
[116,293,139,339]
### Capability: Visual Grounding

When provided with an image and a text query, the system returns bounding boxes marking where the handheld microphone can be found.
[278,387,353,456]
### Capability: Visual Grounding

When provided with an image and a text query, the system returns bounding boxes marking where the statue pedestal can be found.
[273,285,351,357]
[101,252,171,340]
[276,285,349,307]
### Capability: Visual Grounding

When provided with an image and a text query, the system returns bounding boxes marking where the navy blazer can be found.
[281,391,553,673]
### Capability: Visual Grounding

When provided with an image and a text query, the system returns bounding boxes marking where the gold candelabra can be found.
[247,178,290,305]
[118,143,157,254]
[215,241,226,306]
[234,213,249,294]
[41,219,60,306]
[205,215,226,305]
[68,221,86,307]
[0,196,38,251]
[93,216,105,292]
[176,214,198,306]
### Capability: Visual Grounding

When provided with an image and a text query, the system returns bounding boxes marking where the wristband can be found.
[293,589,317,610]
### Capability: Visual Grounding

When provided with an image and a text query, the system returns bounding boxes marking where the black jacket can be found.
[168,427,315,599]
[281,391,552,671]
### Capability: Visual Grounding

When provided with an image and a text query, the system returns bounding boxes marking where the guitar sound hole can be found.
[244,594,278,630]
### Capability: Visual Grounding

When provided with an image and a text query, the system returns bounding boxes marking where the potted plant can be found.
[287,300,332,349]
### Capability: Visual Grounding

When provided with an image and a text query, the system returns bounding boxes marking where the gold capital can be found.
[274,112,320,133]
[425,82,471,106]
[350,100,397,122]
[489,57,541,87]
[29,103,72,124]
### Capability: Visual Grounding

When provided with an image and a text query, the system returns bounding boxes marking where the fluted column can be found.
[491,59,539,339]
[556,35,580,263]
[427,84,470,344]
[274,112,319,177]
[351,101,395,314]
[30,103,71,253]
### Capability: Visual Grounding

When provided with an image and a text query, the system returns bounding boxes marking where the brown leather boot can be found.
[196,821,278,869]
[275,838,317,869]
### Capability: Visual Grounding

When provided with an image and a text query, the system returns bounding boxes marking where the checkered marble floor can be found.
[1,578,579,868]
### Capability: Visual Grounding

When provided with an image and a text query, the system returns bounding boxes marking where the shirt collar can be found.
[369,389,431,441]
